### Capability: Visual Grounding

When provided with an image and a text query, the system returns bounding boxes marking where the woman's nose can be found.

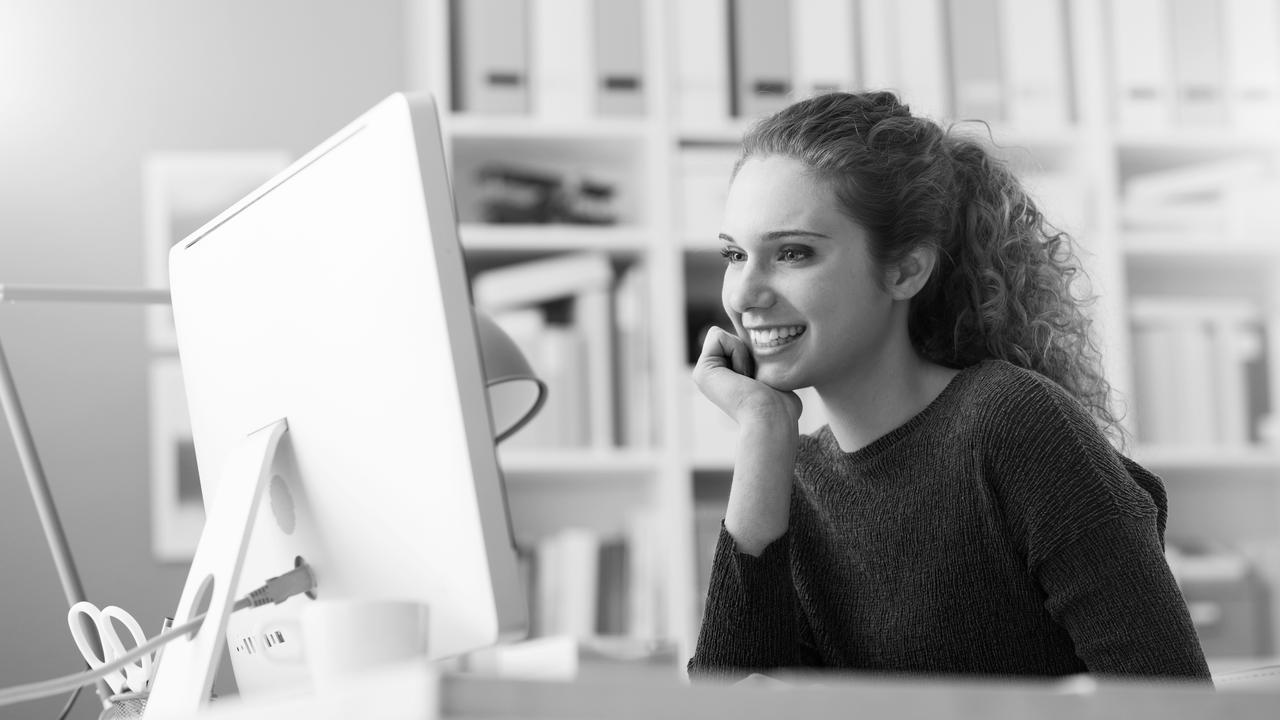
[723,262,775,315]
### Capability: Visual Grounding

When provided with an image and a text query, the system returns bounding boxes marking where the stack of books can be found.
[1130,296,1266,448]
[472,251,653,449]
[520,509,666,642]
[1122,159,1280,239]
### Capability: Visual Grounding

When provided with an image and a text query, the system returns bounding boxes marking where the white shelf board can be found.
[459,223,652,253]
[497,447,662,477]
[1113,129,1280,150]
[1133,445,1280,472]
[1122,232,1280,259]
[445,115,651,140]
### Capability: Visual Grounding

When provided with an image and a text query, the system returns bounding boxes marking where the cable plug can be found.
[245,561,316,608]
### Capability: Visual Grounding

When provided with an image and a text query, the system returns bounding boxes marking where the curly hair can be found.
[735,91,1123,442]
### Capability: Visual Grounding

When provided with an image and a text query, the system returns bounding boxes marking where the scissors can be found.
[67,601,154,695]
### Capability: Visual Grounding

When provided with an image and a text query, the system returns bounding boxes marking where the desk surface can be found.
[149,659,1280,720]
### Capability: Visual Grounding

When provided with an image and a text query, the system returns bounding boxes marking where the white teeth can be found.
[748,326,805,347]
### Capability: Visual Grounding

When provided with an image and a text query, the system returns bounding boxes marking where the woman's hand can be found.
[693,326,802,555]
[692,326,803,427]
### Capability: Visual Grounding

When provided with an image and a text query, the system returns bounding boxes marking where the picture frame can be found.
[149,355,204,561]
[142,151,291,350]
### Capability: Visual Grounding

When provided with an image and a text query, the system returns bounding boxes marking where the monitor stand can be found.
[144,418,289,718]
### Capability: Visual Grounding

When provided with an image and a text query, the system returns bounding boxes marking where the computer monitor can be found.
[157,93,527,700]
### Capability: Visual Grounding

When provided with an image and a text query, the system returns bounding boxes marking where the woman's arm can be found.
[1036,515,1211,681]
[687,328,809,678]
[985,370,1210,681]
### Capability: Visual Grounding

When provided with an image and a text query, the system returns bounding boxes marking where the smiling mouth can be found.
[748,325,806,349]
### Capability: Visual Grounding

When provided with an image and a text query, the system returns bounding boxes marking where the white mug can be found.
[299,599,430,688]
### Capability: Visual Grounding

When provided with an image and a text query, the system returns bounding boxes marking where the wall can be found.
[0,1,406,716]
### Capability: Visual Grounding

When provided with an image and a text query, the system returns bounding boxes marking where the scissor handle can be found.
[67,602,155,695]
[68,601,126,695]
[100,605,153,693]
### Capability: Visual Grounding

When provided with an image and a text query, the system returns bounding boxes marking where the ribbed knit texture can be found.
[688,359,1211,682]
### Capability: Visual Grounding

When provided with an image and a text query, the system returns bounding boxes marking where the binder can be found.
[1109,0,1175,129]
[673,0,731,125]
[791,0,858,99]
[1000,0,1071,128]
[595,0,646,116]
[1169,0,1227,125]
[452,0,530,114]
[531,0,593,118]
[946,0,1005,122]
[730,0,793,118]
[1131,321,1180,445]
[1223,0,1280,129]
[895,0,949,120]
[860,0,949,119]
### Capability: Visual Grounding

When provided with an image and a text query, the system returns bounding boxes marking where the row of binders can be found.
[1111,0,1280,131]
[452,0,647,117]
[453,0,1078,126]
[472,251,652,449]
[1130,297,1269,448]
[519,512,666,641]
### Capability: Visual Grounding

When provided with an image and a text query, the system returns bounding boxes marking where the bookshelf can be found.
[407,0,1280,664]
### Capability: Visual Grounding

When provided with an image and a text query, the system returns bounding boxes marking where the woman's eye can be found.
[719,247,745,263]
[779,247,811,262]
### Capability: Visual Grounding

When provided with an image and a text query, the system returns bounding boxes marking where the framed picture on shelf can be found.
[142,151,290,349]
[148,355,204,561]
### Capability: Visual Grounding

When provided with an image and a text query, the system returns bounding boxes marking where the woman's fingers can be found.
[696,326,754,378]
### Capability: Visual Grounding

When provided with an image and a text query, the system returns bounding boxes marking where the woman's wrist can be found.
[725,415,798,556]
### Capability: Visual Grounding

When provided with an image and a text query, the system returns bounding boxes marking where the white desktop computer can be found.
[146,93,527,712]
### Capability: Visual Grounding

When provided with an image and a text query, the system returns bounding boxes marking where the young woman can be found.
[688,91,1210,682]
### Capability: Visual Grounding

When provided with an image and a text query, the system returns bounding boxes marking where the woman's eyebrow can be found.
[718,230,831,244]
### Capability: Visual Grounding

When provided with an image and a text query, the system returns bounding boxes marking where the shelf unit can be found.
[407,0,1280,663]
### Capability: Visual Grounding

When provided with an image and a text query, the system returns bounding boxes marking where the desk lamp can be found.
[0,283,545,713]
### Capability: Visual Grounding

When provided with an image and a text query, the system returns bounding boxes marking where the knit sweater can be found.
[688,359,1211,682]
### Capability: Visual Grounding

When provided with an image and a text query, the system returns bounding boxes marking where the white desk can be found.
[147,659,1280,720]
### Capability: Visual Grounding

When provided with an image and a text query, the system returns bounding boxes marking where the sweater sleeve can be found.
[1037,514,1211,681]
[985,372,1210,681]
[686,522,812,680]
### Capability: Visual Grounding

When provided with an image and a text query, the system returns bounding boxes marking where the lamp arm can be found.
[0,283,169,711]
[0,336,114,709]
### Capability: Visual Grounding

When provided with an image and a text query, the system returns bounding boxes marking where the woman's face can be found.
[719,154,900,392]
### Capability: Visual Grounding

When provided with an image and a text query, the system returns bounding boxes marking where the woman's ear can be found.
[885,245,937,301]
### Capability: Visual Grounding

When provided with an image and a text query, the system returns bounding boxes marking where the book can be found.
[895,0,950,120]
[614,264,653,448]
[1131,320,1180,445]
[1124,159,1268,205]
[859,0,949,120]
[673,0,731,125]
[594,0,647,116]
[1109,0,1175,130]
[791,0,858,98]
[1000,0,1072,128]
[729,0,793,118]
[676,147,739,241]
[530,0,593,118]
[1223,0,1280,129]
[1169,0,1227,125]
[625,508,663,641]
[452,0,530,114]
[473,251,614,310]
[947,0,1005,122]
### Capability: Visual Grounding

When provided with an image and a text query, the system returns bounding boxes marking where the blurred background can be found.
[1,1,1278,716]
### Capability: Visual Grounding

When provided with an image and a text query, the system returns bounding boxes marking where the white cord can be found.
[0,612,205,707]
[0,562,315,708]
